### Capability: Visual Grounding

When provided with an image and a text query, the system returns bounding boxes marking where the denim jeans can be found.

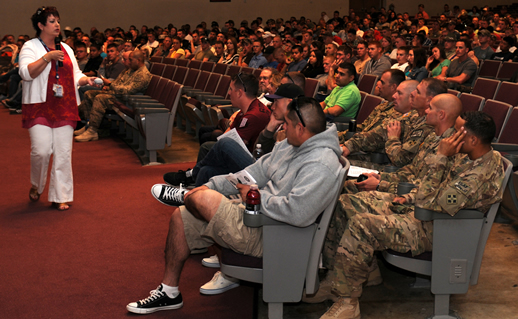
[192,138,255,187]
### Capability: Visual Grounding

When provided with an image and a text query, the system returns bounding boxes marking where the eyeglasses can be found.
[291,97,306,127]
[237,72,247,92]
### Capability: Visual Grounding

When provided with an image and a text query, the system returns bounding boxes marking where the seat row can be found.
[445,90,516,143]
[109,75,183,163]
[149,56,263,78]
[477,59,518,81]
[107,59,321,163]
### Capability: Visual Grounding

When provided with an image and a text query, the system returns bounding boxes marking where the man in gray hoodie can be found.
[127,97,344,314]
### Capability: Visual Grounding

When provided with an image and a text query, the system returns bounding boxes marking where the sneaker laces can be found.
[139,286,165,305]
[161,185,186,202]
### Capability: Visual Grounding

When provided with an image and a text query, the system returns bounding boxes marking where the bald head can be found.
[129,50,145,70]
[426,94,463,134]
[433,94,463,122]
[393,80,418,113]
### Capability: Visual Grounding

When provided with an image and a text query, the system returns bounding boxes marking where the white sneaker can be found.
[200,271,239,295]
[202,254,220,268]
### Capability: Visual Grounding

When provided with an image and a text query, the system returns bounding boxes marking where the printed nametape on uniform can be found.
[454,181,470,196]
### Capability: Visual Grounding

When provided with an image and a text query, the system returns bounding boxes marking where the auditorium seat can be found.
[383,156,512,319]
[220,158,350,319]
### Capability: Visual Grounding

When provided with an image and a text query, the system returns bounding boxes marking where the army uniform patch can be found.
[410,129,423,138]
[447,194,457,204]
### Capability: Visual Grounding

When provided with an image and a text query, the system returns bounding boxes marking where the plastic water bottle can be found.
[245,184,261,215]
[253,144,264,160]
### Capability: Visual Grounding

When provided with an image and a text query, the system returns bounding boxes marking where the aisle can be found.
[0,109,254,318]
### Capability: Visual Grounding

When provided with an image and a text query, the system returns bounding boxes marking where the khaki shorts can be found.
[181,196,263,257]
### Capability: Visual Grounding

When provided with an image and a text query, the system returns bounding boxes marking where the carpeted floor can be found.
[0,109,254,318]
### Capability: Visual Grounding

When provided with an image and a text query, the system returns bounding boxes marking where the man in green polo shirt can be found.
[320,62,361,119]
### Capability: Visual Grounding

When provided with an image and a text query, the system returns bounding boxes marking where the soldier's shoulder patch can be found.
[410,129,423,138]
[454,181,471,196]
[447,194,457,205]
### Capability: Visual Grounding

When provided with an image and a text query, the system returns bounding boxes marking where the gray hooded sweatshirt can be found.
[205,124,343,227]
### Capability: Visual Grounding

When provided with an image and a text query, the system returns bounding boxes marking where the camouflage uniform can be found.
[344,110,434,168]
[324,127,458,269]
[337,101,400,144]
[329,150,505,298]
[78,65,152,130]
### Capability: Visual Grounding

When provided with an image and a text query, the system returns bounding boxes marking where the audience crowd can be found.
[2,3,515,319]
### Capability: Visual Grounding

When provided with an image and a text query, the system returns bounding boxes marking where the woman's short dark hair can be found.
[31,6,60,37]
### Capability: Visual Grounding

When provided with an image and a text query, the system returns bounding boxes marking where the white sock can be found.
[161,283,180,298]
[185,169,193,178]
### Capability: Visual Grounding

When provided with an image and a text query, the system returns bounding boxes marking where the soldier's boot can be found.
[302,277,339,304]
[365,261,383,287]
[75,127,98,142]
[320,297,360,319]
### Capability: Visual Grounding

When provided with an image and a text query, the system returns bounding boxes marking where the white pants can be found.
[29,124,74,203]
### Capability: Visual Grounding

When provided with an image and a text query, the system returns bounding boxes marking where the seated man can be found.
[361,41,392,77]
[248,39,268,68]
[285,45,307,72]
[82,43,103,77]
[74,50,152,142]
[126,97,344,314]
[437,39,477,91]
[320,62,361,119]
[152,35,173,58]
[164,73,271,186]
[319,94,463,285]
[315,55,335,101]
[79,43,126,100]
[161,83,303,190]
[342,78,446,168]
[192,37,214,61]
[338,70,409,143]
[390,45,409,72]
[318,111,505,319]
[74,42,89,71]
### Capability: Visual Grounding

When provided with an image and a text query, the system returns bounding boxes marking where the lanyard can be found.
[38,38,60,80]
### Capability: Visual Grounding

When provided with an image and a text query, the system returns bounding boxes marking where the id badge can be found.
[53,84,63,98]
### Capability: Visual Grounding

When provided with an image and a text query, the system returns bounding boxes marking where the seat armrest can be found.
[206,98,231,105]
[129,97,158,107]
[414,207,485,221]
[218,105,239,112]
[135,101,166,108]
[135,107,169,114]
[183,88,204,96]
[492,143,518,152]
[243,212,288,227]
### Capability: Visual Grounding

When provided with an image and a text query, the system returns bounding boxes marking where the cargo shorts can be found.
[180,196,263,257]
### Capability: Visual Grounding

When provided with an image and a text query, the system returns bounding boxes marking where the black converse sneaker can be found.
[126,284,183,314]
[151,184,188,206]
[163,169,194,186]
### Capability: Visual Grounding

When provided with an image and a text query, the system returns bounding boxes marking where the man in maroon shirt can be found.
[163,73,271,187]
